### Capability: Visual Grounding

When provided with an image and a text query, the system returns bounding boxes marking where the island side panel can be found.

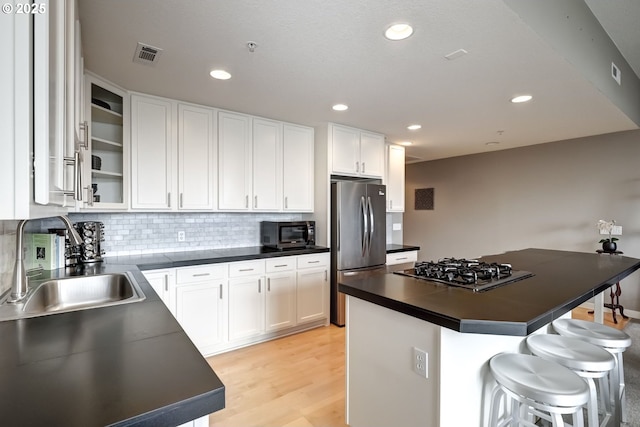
[345,296,440,427]
[346,295,571,427]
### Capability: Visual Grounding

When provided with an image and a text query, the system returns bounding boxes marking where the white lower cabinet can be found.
[296,253,329,324]
[228,275,265,341]
[174,264,227,355]
[142,269,175,315]
[143,253,329,356]
[265,257,297,332]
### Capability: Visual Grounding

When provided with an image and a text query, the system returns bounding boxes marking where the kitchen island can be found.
[338,248,640,427]
[0,264,224,427]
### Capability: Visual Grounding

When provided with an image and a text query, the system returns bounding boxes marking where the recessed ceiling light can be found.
[332,104,349,111]
[511,95,532,103]
[210,69,231,80]
[384,23,413,41]
[398,141,413,146]
[407,124,421,130]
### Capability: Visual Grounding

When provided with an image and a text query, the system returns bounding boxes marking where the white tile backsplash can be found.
[65,212,303,256]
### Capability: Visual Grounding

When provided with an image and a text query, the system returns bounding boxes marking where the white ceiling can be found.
[78,0,640,162]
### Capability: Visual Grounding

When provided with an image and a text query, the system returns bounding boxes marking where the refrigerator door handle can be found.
[367,196,374,253]
[360,196,368,256]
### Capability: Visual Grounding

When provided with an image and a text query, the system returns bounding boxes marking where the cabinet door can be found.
[252,118,281,211]
[178,104,215,210]
[331,124,360,176]
[131,94,174,209]
[228,276,265,340]
[218,111,251,210]
[283,124,314,212]
[142,269,175,315]
[265,271,297,332]
[359,131,385,178]
[296,267,328,324]
[386,144,405,212]
[175,281,225,352]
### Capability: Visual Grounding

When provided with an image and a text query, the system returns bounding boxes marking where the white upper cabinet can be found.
[283,124,314,212]
[252,118,281,211]
[1,0,82,219]
[218,111,252,210]
[130,94,174,209]
[385,144,405,212]
[330,123,384,178]
[178,104,216,210]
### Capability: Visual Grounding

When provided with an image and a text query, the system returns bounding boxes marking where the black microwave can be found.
[260,221,315,250]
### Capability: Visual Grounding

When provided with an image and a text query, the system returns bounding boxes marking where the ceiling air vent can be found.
[133,42,163,66]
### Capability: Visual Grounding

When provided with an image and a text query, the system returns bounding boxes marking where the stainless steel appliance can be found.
[260,221,315,250]
[394,258,534,292]
[331,181,387,326]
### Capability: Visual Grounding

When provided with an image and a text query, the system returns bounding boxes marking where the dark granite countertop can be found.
[386,244,420,254]
[104,246,330,270]
[339,248,640,336]
[0,264,225,427]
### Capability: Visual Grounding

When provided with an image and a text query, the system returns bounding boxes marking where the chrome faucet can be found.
[8,216,83,302]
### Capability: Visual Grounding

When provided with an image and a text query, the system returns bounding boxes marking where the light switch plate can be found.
[392,223,402,231]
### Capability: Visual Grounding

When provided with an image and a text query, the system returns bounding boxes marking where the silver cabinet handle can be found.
[396,257,408,261]
[238,268,254,272]
[192,273,210,277]
[254,195,258,208]
[285,196,288,209]
[245,195,249,208]
[258,278,261,293]
[389,200,392,210]
[219,284,223,299]
[79,121,89,149]
[362,162,366,174]
[356,161,359,172]
[324,270,327,281]
[308,260,320,264]
[85,185,94,206]
[274,264,287,268]
[180,193,183,208]
[167,193,171,207]
[164,278,168,292]
[63,153,82,201]
[267,278,271,292]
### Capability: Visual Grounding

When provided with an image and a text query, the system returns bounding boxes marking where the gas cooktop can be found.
[393,257,534,292]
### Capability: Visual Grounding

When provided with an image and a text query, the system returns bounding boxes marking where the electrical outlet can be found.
[413,347,428,378]
[392,223,402,231]
[177,231,186,242]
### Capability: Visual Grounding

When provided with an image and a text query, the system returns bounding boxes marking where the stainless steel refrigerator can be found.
[331,181,387,326]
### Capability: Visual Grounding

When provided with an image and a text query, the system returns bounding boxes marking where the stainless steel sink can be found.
[0,272,145,321]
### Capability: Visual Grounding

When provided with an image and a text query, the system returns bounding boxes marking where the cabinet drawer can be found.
[266,257,296,273]
[176,264,226,283]
[386,251,418,265]
[228,260,266,277]
[297,253,329,269]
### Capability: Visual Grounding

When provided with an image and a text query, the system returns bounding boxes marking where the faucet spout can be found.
[8,216,82,303]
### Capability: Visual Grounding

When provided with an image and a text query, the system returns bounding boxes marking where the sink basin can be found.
[22,273,145,315]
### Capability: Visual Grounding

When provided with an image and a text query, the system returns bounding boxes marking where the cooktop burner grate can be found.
[394,257,534,292]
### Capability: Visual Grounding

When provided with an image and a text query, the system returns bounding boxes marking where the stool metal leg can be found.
[617,352,627,423]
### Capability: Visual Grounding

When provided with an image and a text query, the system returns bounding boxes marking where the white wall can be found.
[404,129,640,311]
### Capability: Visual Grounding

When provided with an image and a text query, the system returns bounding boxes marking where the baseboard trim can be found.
[578,302,640,320]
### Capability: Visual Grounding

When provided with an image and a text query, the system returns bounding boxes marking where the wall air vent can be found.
[133,42,163,66]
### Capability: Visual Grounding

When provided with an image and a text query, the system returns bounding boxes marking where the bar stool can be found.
[552,318,632,425]
[488,353,589,427]
[526,334,615,427]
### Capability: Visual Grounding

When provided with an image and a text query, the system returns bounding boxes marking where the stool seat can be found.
[527,334,615,427]
[490,353,590,408]
[552,318,631,349]
[526,334,615,372]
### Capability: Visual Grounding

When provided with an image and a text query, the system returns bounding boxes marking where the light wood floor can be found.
[205,307,629,427]
[571,306,630,330]
[206,325,348,427]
